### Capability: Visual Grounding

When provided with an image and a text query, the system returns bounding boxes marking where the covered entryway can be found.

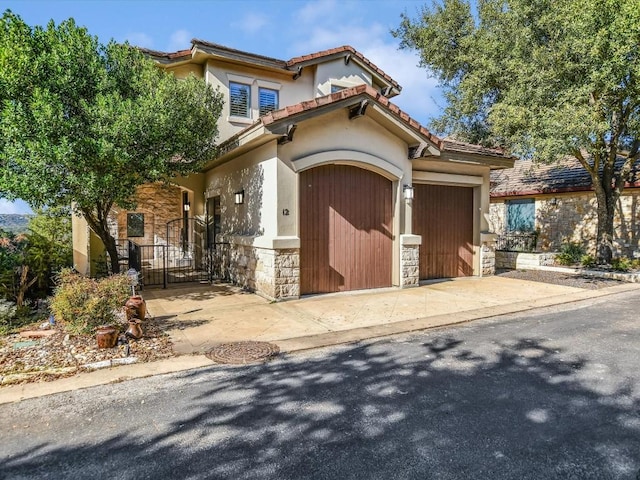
[300,164,393,294]
[413,184,474,279]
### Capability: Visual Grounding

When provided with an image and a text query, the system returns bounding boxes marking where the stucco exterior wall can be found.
[71,212,90,275]
[204,60,314,142]
[490,190,640,258]
[315,58,373,96]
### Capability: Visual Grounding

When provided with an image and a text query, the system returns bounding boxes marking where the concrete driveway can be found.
[143,276,636,355]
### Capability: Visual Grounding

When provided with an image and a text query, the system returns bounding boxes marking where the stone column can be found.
[480,232,498,276]
[400,234,421,287]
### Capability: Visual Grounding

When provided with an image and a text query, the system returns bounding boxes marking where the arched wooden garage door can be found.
[413,184,474,279]
[300,164,393,294]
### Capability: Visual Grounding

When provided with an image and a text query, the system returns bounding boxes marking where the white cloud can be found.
[232,12,270,34]
[167,29,192,52]
[124,32,154,49]
[294,0,342,24]
[0,199,32,214]
[360,43,442,124]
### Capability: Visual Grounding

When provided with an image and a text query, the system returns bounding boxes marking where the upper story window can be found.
[506,199,535,232]
[229,82,251,118]
[258,88,278,116]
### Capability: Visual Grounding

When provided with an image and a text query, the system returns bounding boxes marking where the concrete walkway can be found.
[1,277,638,404]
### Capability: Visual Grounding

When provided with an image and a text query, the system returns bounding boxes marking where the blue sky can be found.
[2,0,443,214]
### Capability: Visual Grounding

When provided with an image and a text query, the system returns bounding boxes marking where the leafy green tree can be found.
[25,207,73,293]
[394,0,640,263]
[0,228,32,307]
[0,208,72,306]
[0,11,223,273]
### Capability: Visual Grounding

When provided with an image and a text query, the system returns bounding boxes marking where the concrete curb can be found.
[0,282,637,405]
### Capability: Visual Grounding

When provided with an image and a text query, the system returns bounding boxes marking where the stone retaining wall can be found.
[496,251,558,270]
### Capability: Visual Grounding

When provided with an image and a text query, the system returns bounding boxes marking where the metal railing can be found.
[496,232,538,252]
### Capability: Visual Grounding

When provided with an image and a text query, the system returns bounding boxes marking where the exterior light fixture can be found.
[235,190,245,205]
[403,184,414,200]
[183,202,190,212]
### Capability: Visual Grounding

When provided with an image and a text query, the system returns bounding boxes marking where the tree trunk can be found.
[80,207,121,275]
[593,183,617,265]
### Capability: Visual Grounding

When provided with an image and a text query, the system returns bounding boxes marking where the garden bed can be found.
[0,316,173,386]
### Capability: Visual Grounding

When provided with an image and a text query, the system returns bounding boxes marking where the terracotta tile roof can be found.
[287,46,401,91]
[138,47,192,61]
[191,39,288,69]
[441,139,506,158]
[144,41,401,90]
[217,84,510,164]
[260,83,438,142]
[490,157,640,197]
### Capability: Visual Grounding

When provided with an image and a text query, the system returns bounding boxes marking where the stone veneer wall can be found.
[495,251,557,269]
[490,190,640,258]
[221,242,300,300]
[109,183,183,245]
[400,244,419,287]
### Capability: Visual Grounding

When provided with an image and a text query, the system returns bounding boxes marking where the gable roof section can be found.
[491,157,640,197]
[211,84,513,169]
[286,45,401,93]
[142,40,401,94]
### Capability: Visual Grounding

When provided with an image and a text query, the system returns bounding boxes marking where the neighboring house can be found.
[490,157,640,258]
[72,40,514,299]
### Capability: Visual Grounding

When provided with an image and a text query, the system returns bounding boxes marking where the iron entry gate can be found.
[128,217,213,288]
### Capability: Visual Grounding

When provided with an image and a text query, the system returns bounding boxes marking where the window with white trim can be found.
[229,82,251,118]
[258,88,278,116]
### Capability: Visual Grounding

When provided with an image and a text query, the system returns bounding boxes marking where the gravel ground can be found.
[496,268,625,289]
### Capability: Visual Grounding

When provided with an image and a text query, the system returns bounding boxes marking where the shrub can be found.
[0,299,33,335]
[580,254,596,268]
[611,257,631,272]
[50,269,131,335]
[0,299,17,335]
[556,242,586,266]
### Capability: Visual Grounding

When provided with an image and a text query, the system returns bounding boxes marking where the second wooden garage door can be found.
[300,165,393,294]
[413,184,474,279]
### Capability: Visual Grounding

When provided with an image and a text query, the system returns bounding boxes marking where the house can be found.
[72,39,514,300]
[490,157,640,258]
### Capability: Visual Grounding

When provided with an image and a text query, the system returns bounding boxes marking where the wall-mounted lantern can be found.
[403,184,415,200]
[183,201,190,212]
[234,190,245,205]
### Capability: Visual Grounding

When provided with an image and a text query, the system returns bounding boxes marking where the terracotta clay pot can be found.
[125,320,143,340]
[96,325,119,349]
[125,295,146,321]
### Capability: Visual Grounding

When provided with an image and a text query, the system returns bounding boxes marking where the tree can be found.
[25,207,73,293]
[0,208,73,306]
[0,11,224,273]
[394,0,640,263]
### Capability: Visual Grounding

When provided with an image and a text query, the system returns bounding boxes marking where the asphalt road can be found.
[1,290,639,479]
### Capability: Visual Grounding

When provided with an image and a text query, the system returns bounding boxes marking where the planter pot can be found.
[125,295,146,321]
[96,325,119,349]
[125,320,143,340]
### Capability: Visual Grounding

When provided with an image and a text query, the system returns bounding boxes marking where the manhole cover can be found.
[206,341,280,364]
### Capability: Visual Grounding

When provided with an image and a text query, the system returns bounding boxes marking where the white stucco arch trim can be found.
[292,149,404,180]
